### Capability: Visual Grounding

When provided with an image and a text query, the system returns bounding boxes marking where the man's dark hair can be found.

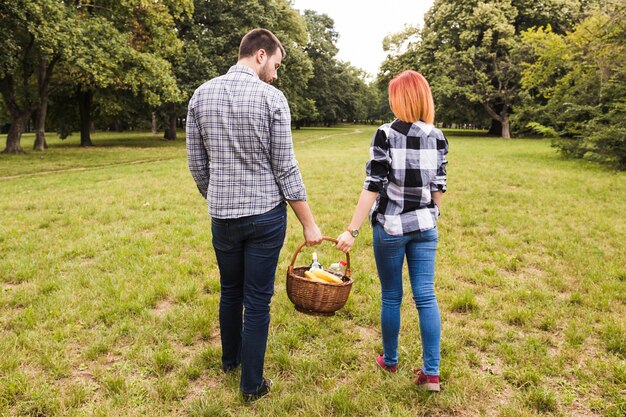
[239,28,286,59]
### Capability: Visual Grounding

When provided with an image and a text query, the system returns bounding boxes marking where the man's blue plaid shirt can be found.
[186,65,306,219]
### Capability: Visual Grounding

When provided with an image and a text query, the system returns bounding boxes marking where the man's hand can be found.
[304,224,323,246]
[334,231,355,253]
[288,200,323,246]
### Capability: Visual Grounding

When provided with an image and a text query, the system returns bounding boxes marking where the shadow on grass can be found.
[441,129,488,137]
[17,131,185,150]
[51,138,184,149]
[441,129,546,139]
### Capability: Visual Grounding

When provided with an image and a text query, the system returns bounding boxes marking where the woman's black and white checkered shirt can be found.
[364,119,449,236]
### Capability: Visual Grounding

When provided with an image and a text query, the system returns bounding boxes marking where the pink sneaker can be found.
[413,368,440,392]
[375,354,397,373]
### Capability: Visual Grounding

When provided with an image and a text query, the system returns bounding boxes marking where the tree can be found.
[299,10,376,126]
[378,25,421,87]
[519,1,626,168]
[157,0,216,141]
[382,0,592,137]
[47,0,191,146]
[300,10,340,126]
[228,0,317,125]
[0,1,191,151]
[157,0,313,138]
[333,63,374,123]
[0,0,69,153]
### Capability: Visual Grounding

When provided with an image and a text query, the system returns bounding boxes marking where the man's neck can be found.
[236,57,259,76]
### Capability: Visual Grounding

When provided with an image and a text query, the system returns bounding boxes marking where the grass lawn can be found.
[1,127,624,416]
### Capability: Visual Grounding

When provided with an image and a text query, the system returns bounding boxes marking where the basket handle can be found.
[288,236,351,278]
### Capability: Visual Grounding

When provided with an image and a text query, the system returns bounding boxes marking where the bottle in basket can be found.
[310,252,323,270]
[327,260,347,276]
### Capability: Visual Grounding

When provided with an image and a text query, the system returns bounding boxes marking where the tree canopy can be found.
[2,0,623,169]
[1,0,380,152]
[518,1,626,168]
[0,0,192,151]
[413,0,592,138]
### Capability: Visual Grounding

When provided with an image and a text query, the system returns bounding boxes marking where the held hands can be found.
[334,231,355,253]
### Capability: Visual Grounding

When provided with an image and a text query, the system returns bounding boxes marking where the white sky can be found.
[292,0,435,77]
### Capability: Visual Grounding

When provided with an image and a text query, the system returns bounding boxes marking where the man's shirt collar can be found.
[228,64,259,79]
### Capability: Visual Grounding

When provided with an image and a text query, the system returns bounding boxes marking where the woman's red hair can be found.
[388,70,435,124]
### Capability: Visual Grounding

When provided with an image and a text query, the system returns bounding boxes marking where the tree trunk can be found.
[2,111,30,154]
[79,90,94,147]
[33,57,57,151]
[483,102,511,139]
[33,103,49,151]
[0,74,29,154]
[501,118,511,139]
[163,104,177,140]
[151,112,158,134]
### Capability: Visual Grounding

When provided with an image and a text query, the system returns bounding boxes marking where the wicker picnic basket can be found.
[286,237,353,316]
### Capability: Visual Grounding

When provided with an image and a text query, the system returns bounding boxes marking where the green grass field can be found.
[1,127,624,416]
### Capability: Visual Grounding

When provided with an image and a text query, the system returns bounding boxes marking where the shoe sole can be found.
[416,382,440,392]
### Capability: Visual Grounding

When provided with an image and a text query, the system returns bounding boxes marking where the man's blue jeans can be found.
[373,224,441,375]
[211,203,287,394]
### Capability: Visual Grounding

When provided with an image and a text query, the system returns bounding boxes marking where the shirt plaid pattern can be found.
[364,119,449,236]
[186,65,306,219]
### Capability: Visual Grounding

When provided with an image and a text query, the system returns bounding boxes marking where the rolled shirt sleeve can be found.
[363,127,391,192]
[269,92,307,201]
[186,103,210,199]
[430,130,448,193]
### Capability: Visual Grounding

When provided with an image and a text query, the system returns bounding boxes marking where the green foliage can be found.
[377,25,422,121]
[0,0,68,79]
[0,0,193,149]
[526,122,558,137]
[60,0,191,102]
[299,10,383,125]
[265,0,315,122]
[2,0,386,146]
[0,0,71,151]
[519,2,626,169]
[380,0,595,136]
[154,0,316,129]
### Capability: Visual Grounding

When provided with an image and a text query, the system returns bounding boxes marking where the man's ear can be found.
[256,49,266,64]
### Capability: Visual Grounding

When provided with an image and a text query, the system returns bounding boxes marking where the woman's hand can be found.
[334,231,355,253]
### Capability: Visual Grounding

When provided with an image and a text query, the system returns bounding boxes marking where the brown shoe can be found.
[413,368,440,392]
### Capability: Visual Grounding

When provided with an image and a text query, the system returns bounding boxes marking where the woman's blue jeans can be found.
[373,224,441,375]
[211,203,287,394]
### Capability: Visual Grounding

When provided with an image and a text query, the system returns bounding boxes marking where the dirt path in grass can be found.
[0,157,176,181]
[295,127,364,144]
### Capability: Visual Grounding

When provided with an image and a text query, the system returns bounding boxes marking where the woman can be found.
[335,70,448,391]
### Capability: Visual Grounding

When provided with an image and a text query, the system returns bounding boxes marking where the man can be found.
[186,28,323,401]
